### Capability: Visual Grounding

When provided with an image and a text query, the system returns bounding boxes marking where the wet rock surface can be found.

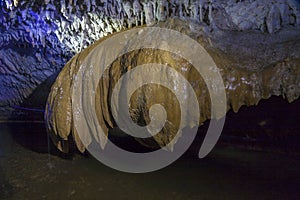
[0,1,299,198]
[0,122,300,200]
[0,0,300,119]
[45,18,300,151]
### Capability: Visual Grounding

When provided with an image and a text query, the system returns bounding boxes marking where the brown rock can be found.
[45,18,300,152]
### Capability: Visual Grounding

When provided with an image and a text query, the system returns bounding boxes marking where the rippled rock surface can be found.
[1,0,300,119]
[45,18,300,152]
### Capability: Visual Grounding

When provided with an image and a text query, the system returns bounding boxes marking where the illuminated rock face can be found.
[45,19,300,153]
[0,1,299,152]
[0,0,300,119]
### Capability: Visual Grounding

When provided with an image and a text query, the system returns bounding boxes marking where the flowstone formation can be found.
[1,0,300,119]
[45,18,300,153]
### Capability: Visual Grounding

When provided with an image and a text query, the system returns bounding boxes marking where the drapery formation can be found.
[45,19,300,153]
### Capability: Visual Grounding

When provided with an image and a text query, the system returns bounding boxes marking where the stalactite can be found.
[123,1,132,27]
[44,18,300,152]
[0,0,300,120]
[143,1,154,25]
[208,0,213,25]
[133,0,142,25]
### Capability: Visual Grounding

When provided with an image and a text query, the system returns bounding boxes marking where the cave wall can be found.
[0,0,300,120]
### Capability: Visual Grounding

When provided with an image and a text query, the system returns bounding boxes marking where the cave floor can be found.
[0,122,300,200]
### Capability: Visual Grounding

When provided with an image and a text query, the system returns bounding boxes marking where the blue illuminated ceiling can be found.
[0,0,299,119]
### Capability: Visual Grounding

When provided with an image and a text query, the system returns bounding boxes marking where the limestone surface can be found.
[1,0,300,119]
[45,18,300,152]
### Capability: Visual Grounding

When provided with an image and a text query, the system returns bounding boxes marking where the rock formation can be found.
[45,18,300,153]
[0,0,299,152]
[1,0,300,119]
